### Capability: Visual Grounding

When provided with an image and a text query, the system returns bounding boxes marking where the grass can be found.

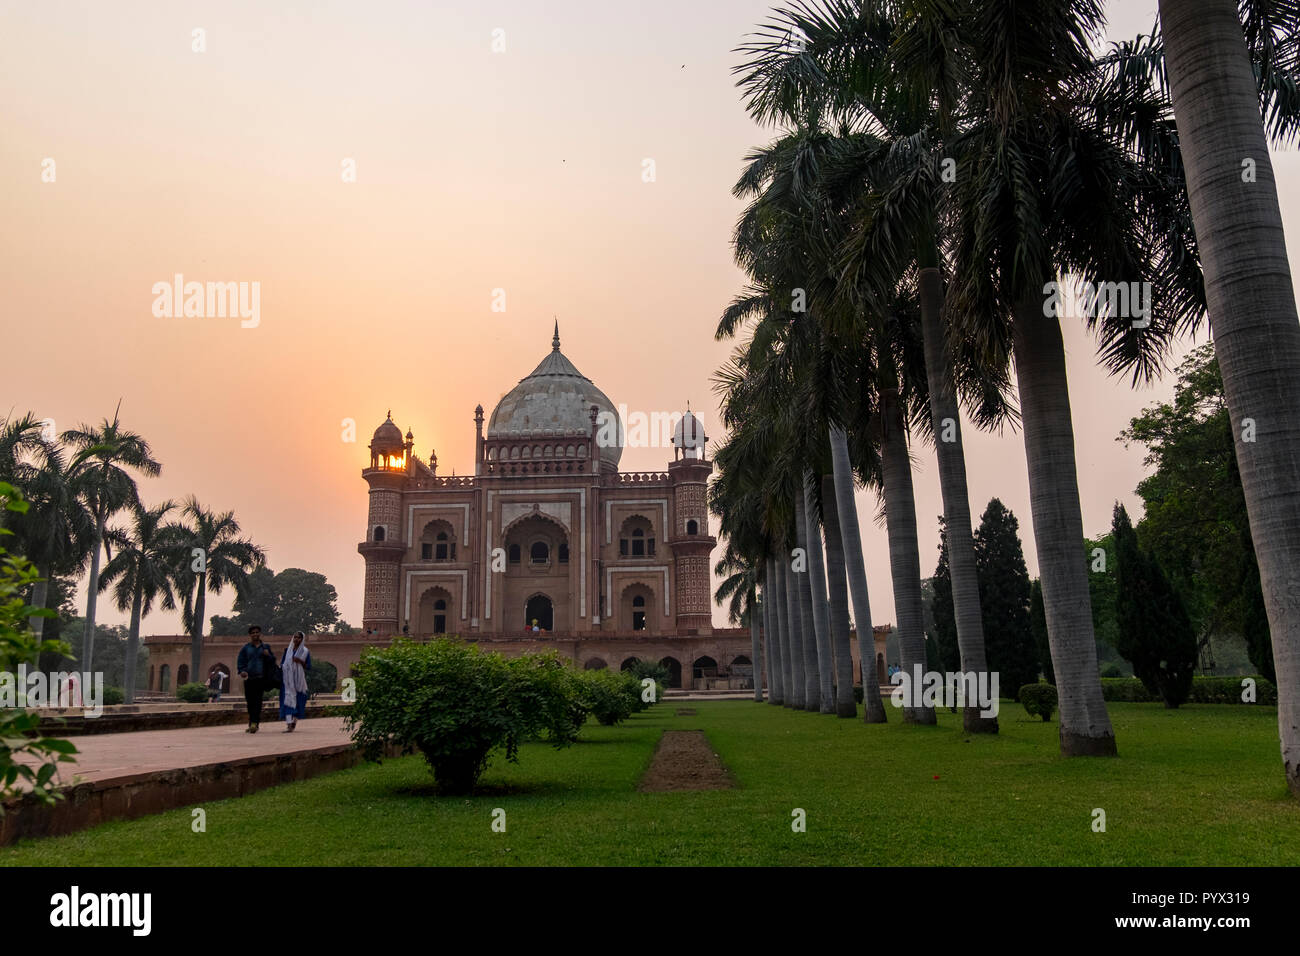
[3,700,1297,865]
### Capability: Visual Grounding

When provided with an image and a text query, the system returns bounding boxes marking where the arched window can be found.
[558,542,569,563]
[632,595,646,607]
[530,541,550,563]
[159,664,171,692]
[509,544,521,564]
[373,526,385,542]
[436,531,452,561]
[686,519,699,535]
[619,516,655,558]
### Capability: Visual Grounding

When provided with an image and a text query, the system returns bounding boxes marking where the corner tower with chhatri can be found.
[357,323,750,689]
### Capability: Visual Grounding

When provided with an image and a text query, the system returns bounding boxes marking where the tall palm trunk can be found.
[880,378,934,725]
[821,473,858,717]
[782,544,806,709]
[829,424,887,723]
[191,571,207,685]
[125,584,143,704]
[1013,292,1116,755]
[769,556,790,707]
[801,478,836,713]
[29,571,49,641]
[794,491,823,711]
[766,557,785,705]
[1160,0,1300,797]
[919,265,997,733]
[750,584,763,703]
[83,513,106,671]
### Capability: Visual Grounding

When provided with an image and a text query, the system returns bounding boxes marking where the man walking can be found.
[236,625,275,733]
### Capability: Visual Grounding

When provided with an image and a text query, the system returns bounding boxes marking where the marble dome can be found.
[487,323,623,468]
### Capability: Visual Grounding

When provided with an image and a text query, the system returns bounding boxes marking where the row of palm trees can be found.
[0,408,264,702]
[708,0,1300,796]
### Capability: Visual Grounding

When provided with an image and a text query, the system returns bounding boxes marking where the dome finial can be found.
[552,318,560,352]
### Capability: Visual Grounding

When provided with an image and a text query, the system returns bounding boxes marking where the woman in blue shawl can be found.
[279,631,312,731]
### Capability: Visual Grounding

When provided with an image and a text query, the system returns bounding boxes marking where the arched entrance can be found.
[525,593,553,631]
[692,656,717,679]
[661,656,682,688]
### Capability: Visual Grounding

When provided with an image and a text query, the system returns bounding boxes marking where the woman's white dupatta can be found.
[281,640,310,716]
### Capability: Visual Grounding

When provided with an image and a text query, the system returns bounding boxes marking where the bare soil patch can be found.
[637,730,733,792]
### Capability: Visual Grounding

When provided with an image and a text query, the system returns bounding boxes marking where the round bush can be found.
[175,682,210,703]
[345,639,584,795]
[102,686,124,706]
[1019,683,1058,722]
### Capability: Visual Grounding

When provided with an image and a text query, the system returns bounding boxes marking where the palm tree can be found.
[734,0,1012,732]
[1155,0,1300,795]
[12,439,95,641]
[175,497,265,682]
[0,412,44,489]
[739,0,1208,752]
[764,556,785,704]
[100,500,186,702]
[713,541,764,702]
[798,476,835,712]
[820,475,859,717]
[62,409,161,672]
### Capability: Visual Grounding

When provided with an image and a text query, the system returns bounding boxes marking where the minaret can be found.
[474,404,484,475]
[358,414,406,634]
[668,409,714,632]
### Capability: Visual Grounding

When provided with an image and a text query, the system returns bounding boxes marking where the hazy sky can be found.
[3,0,1298,635]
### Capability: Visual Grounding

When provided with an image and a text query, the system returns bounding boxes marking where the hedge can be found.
[1100,676,1276,705]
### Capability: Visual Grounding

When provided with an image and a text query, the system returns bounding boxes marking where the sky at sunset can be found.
[3,0,1299,636]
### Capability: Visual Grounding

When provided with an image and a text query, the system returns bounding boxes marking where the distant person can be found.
[208,667,228,702]
[531,619,540,635]
[236,625,275,733]
[279,631,312,732]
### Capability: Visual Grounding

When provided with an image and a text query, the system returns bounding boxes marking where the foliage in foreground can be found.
[346,639,654,795]
[0,483,77,810]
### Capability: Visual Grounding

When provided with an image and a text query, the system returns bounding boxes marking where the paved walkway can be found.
[47,717,355,787]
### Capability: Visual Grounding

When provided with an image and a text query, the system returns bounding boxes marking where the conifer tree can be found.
[1112,503,1198,708]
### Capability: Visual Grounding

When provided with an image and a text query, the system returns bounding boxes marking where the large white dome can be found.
[487,325,623,468]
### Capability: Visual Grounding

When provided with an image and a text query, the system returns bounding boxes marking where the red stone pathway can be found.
[43,717,355,787]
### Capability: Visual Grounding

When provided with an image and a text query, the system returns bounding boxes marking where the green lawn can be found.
[3,700,1296,865]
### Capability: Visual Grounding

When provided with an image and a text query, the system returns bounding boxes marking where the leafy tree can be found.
[48,618,148,690]
[1112,503,1198,708]
[212,566,339,636]
[1083,533,1124,671]
[927,520,961,673]
[307,659,338,697]
[268,568,339,635]
[1029,580,1055,686]
[1118,343,1272,679]
[973,499,1039,702]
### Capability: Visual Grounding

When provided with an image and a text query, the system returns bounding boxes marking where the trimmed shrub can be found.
[102,686,125,706]
[577,669,639,726]
[345,639,584,795]
[1019,683,1057,722]
[176,682,210,703]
